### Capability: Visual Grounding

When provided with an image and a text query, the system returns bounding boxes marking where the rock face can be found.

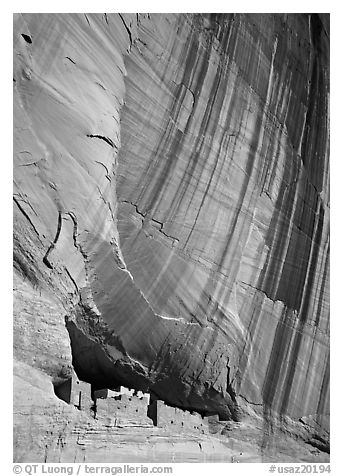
[13,13,330,460]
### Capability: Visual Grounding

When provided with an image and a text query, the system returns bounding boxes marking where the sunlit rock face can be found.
[13,11,329,451]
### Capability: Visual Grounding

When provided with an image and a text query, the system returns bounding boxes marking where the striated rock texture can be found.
[13,13,329,460]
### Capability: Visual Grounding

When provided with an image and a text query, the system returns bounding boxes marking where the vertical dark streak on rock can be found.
[169,60,223,225]
[198,111,264,357]
[262,309,292,409]
[316,354,330,420]
[299,14,329,193]
[279,320,305,414]
[298,204,324,321]
[137,35,202,215]
[314,245,329,326]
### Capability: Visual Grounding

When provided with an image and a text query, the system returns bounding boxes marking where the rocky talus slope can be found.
[13,13,329,461]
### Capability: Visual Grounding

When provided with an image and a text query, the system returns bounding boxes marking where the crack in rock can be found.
[13,196,41,238]
[238,394,263,407]
[65,56,76,64]
[118,14,133,47]
[121,200,179,244]
[43,211,62,269]
[95,160,109,175]
[86,134,115,148]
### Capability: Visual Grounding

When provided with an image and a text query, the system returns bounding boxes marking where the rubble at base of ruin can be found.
[54,374,216,432]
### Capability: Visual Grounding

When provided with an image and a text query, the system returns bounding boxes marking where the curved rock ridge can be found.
[13,11,329,446]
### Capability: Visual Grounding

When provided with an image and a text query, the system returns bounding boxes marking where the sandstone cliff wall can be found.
[13,13,329,460]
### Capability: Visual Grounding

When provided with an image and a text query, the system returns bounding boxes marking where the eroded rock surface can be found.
[13,13,329,461]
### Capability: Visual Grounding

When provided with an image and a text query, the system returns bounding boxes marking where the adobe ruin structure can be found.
[54,374,213,433]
